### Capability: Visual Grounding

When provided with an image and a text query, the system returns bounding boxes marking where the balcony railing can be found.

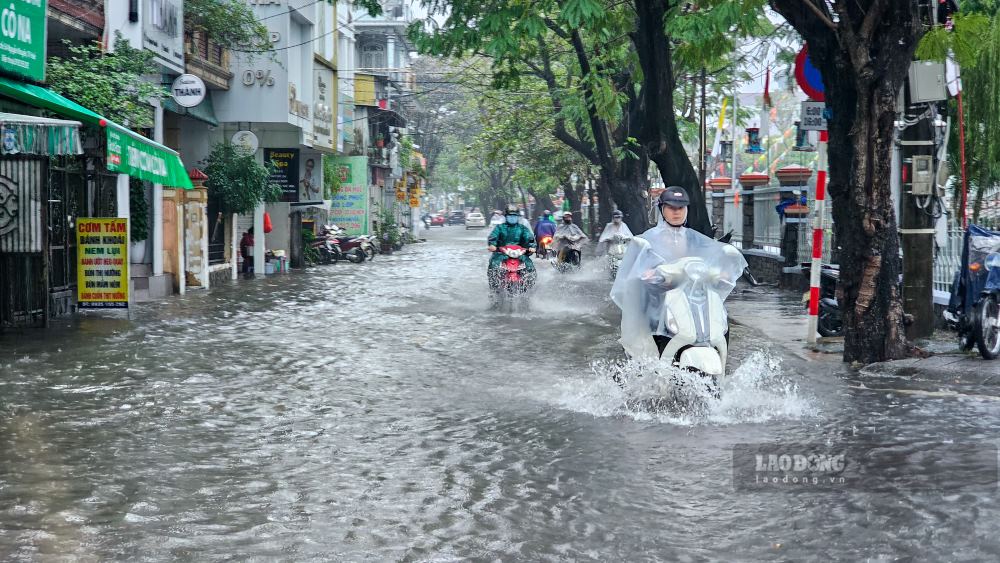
[184,31,232,90]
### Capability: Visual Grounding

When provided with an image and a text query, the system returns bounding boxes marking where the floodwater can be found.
[2,226,999,561]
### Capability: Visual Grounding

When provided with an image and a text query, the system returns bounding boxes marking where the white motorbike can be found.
[642,250,743,381]
[607,235,630,280]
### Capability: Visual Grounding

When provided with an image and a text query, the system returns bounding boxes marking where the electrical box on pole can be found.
[910,155,934,196]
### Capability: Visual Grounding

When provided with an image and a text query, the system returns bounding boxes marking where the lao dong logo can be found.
[755,453,846,473]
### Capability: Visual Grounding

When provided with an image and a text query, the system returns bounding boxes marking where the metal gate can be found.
[0,157,48,328]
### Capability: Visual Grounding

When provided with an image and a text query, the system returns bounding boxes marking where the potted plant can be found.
[129,178,149,264]
[376,209,398,253]
[375,133,385,148]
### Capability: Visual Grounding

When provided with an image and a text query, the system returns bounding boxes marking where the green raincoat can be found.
[488,222,537,272]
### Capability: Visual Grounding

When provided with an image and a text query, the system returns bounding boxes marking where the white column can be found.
[386,36,396,82]
[152,101,165,275]
[254,203,265,276]
[231,213,239,280]
[178,198,186,295]
[116,174,130,220]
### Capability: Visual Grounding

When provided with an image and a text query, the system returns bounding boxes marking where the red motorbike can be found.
[536,235,553,259]
[490,244,535,309]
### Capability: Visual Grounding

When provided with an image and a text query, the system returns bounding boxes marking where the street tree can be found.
[768,1,928,363]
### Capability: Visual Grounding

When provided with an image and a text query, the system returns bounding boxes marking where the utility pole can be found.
[698,68,707,189]
[899,78,937,339]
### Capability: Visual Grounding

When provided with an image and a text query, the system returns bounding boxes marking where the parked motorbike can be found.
[607,235,630,280]
[945,225,1000,359]
[800,263,844,338]
[326,224,376,263]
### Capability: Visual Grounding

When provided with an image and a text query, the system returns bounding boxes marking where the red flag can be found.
[763,67,772,108]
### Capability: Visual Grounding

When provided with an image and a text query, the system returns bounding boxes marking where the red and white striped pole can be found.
[807,130,829,344]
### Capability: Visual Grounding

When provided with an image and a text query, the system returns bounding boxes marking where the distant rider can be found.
[553,212,588,265]
[487,204,537,289]
[597,209,633,254]
[533,210,557,257]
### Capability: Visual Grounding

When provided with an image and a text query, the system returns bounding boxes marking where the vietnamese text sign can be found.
[106,126,193,188]
[266,148,300,202]
[800,101,827,131]
[0,0,47,82]
[328,155,368,235]
[76,218,129,308]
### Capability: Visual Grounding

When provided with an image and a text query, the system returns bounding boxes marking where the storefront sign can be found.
[76,218,129,308]
[313,67,335,150]
[265,148,300,202]
[298,155,321,202]
[106,126,192,188]
[409,196,419,208]
[395,189,405,202]
[171,74,206,107]
[0,0,48,82]
[143,0,184,74]
[288,83,309,119]
[328,156,368,235]
[231,130,259,155]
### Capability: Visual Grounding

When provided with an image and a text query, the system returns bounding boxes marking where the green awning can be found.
[0,76,193,189]
[0,113,83,156]
[162,95,218,127]
[0,76,103,126]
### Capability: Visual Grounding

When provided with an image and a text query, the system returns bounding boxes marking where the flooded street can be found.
[2,227,1000,561]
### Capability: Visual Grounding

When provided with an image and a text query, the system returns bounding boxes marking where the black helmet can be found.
[612,210,623,218]
[504,204,519,215]
[657,186,690,208]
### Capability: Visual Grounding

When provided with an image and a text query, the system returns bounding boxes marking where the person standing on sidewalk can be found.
[240,227,254,275]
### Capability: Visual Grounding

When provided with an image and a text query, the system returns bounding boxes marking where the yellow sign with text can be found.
[76,218,130,308]
[409,196,420,208]
[396,189,406,202]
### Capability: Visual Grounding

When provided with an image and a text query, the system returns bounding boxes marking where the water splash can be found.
[550,351,817,425]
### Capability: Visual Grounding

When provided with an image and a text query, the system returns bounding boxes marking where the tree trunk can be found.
[605,152,652,234]
[770,0,924,363]
[596,172,612,226]
[632,0,712,236]
[529,189,556,220]
[563,179,582,223]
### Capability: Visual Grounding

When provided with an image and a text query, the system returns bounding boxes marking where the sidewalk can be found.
[727,285,999,382]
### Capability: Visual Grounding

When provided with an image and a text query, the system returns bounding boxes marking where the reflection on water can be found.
[2,227,1000,561]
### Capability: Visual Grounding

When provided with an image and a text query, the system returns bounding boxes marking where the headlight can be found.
[684,261,708,281]
[986,253,1000,270]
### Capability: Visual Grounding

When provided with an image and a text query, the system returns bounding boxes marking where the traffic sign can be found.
[800,101,827,131]
[794,46,825,102]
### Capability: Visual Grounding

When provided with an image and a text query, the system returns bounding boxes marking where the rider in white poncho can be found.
[610,186,747,359]
[597,209,633,255]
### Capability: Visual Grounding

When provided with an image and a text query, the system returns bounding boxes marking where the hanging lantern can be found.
[792,121,815,152]
[720,140,733,160]
[745,127,765,154]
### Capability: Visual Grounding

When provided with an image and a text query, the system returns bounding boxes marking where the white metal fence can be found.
[753,187,783,250]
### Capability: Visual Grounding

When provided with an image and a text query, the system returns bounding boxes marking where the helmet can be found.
[563,212,573,218]
[657,186,690,208]
[612,210,623,218]
[504,204,519,215]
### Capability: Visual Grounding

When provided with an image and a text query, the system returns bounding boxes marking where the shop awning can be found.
[0,113,82,156]
[162,94,219,127]
[0,76,193,189]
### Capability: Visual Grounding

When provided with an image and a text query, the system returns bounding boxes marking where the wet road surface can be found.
[2,226,1000,561]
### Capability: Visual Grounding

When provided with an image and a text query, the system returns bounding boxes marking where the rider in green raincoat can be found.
[487,204,537,289]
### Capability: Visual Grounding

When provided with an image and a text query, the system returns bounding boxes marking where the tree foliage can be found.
[185,0,272,54]
[917,3,1000,220]
[204,143,282,215]
[46,34,165,129]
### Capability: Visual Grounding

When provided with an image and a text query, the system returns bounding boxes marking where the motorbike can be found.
[309,226,343,264]
[553,234,585,272]
[643,246,746,390]
[945,224,1000,359]
[326,224,376,263]
[800,263,844,337]
[536,235,554,259]
[490,244,534,308]
[607,235,630,280]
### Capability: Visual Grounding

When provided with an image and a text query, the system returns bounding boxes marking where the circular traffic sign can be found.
[794,45,825,102]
